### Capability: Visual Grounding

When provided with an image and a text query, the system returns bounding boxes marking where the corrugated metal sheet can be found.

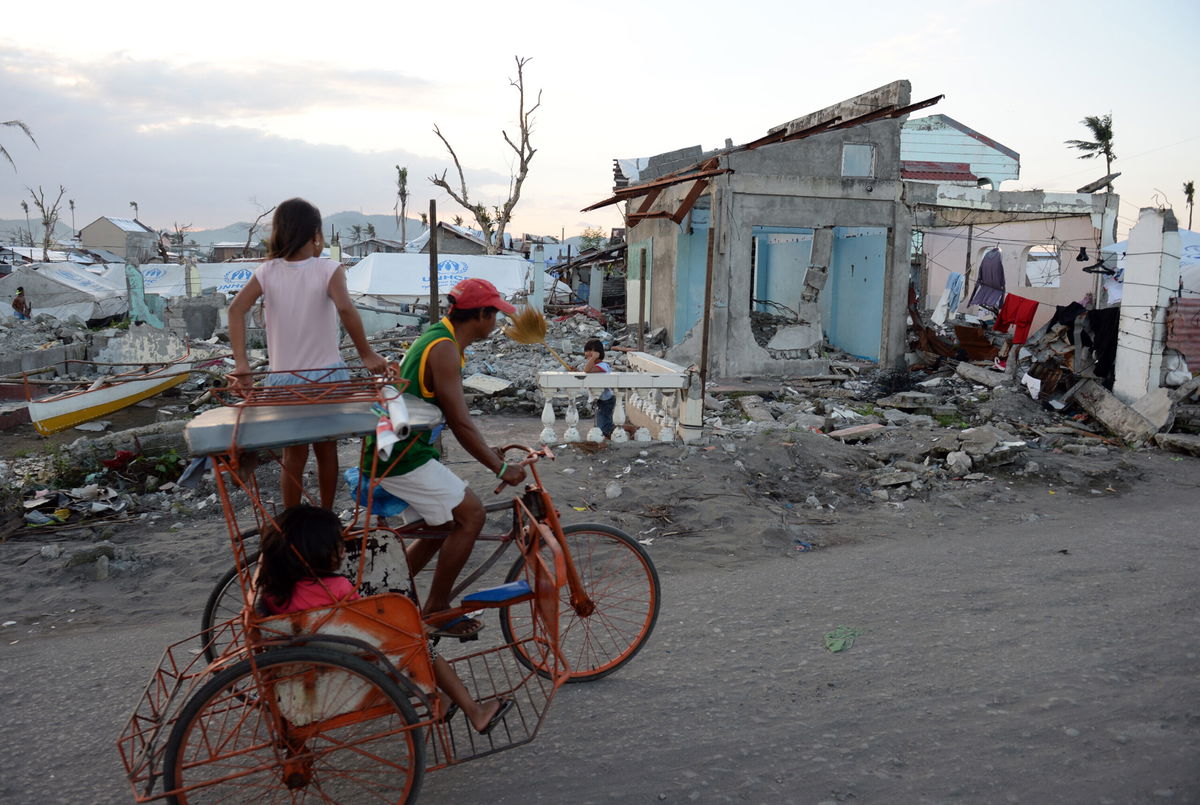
[1166,297,1200,363]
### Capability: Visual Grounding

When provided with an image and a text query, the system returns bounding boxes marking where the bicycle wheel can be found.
[199,552,258,664]
[163,646,424,805]
[499,523,660,683]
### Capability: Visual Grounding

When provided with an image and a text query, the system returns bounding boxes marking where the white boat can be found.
[27,329,193,435]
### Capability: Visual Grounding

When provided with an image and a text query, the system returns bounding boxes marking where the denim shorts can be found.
[264,361,350,387]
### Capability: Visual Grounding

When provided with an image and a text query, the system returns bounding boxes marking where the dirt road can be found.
[1,417,1198,804]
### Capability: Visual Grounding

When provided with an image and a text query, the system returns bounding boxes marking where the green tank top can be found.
[362,317,464,477]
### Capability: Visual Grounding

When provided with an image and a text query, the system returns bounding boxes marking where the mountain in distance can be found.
[189,212,425,246]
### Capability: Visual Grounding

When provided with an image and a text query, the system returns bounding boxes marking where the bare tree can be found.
[28,184,66,262]
[1,119,36,170]
[167,222,192,247]
[243,199,275,258]
[129,200,139,220]
[429,55,541,255]
[419,211,428,231]
[394,165,410,244]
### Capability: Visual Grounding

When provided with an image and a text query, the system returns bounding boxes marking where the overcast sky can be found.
[1,0,1197,240]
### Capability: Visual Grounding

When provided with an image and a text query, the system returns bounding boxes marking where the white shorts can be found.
[376,460,468,527]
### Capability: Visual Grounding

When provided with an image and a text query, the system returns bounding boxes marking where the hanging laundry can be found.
[993,293,1040,345]
[1047,301,1086,344]
[945,272,964,312]
[968,248,1006,309]
[1085,307,1120,388]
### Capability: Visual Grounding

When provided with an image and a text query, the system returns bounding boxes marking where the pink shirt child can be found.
[263,576,359,615]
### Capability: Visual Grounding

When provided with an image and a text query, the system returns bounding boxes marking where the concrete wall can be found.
[921,215,1103,333]
[630,81,918,375]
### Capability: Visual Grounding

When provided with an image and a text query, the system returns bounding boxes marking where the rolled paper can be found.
[375,414,399,459]
[382,385,411,440]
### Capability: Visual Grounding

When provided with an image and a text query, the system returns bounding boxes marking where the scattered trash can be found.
[824,626,861,652]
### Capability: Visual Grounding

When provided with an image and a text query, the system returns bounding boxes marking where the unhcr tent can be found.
[1102,228,1200,298]
[138,263,257,298]
[0,263,128,322]
[347,253,534,303]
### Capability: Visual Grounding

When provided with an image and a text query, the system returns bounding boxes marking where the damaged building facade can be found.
[599,80,1121,378]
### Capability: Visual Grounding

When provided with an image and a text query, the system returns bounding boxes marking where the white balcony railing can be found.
[536,352,703,443]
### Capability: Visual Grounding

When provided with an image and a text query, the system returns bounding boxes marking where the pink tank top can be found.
[254,257,343,372]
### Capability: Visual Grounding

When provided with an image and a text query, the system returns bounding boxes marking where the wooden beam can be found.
[670,179,710,225]
[581,164,730,212]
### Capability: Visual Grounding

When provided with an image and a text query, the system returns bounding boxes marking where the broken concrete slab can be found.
[875,391,937,410]
[873,470,917,487]
[463,373,514,396]
[767,324,822,352]
[828,423,886,443]
[945,451,972,475]
[736,395,777,423]
[1074,380,1158,445]
[1153,432,1200,457]
[955,362,1006,388]
[1131,387,1174,431]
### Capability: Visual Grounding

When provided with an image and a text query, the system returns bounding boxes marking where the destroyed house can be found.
[594,80,1120,379]
[592,80,940,374]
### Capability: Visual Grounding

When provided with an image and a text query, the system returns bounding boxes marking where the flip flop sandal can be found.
[428,615,483,642]
[477,698,515,736]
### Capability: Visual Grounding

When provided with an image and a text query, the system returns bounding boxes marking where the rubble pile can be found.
[0,315,91,353]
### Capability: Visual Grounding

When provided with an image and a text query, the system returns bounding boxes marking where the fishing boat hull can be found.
[28,362,193,436]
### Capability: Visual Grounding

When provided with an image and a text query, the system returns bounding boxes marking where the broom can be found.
[503,307,575,371]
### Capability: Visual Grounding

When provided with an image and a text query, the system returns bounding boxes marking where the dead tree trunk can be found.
[429,56,541,255]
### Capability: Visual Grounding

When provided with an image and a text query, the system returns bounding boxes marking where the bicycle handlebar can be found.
[492,443,555,494]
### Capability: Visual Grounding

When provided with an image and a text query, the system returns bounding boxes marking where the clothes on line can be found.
[993,293,1040,345]
[968,248,1006,309]
[931,272,965,325]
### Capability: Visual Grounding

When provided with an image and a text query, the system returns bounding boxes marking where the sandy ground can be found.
[1,414,1198,803]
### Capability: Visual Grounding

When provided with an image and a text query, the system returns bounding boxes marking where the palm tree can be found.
[129,200,139,221]
[1065,114,1116,189]
[365,223,376,239]
[394,165,409,244]
[2,119,36,170]
[20,200,32,246]
[1184,180,1195,230]
[348,224,363,243]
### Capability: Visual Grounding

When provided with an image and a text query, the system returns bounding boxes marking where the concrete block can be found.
[955,362,1006,388]
[1074,379,1158,445]
[737,395,776,423]
[875,392,936,411]
[463,374,514,396]
[1154,432,1200,457]
[945,451,972,475]
[1131,387,1173,431]
[827,423,885,443]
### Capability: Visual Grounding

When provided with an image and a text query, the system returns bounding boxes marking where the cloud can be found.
[0,46,509,230]
[1,43,431,122]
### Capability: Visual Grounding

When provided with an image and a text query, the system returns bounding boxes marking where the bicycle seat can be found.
[344,468,410,518]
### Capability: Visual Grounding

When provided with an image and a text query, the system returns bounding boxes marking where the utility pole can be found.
[428,200,439,324]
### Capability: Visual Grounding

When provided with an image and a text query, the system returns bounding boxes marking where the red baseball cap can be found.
[448,277,516,314]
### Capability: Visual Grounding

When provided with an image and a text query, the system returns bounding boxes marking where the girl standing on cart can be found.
[228,198,388,508]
